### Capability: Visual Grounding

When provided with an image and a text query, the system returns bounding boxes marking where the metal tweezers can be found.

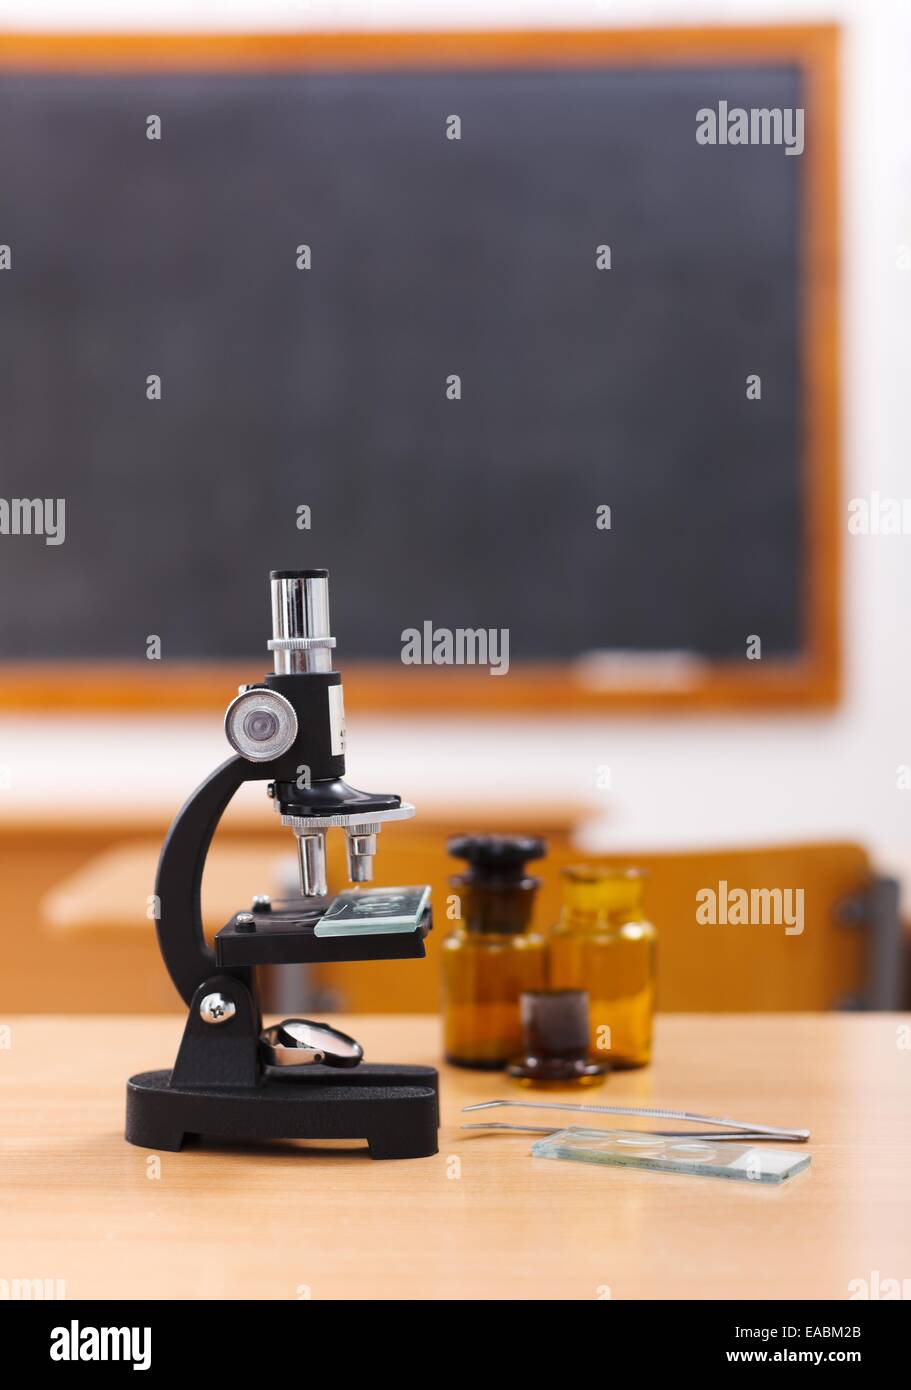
[461,1099,810,1143]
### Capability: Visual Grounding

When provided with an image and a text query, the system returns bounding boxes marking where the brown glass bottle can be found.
[442,835,548,1069]
[549,866,656,1069]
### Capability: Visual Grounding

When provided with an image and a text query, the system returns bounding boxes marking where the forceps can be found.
[461,1099,810,1143]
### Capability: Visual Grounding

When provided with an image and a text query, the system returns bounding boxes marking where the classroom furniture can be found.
[0,803,584,1013]
[1,1012,907,1300]
[0,25,839,713]
[311,838,900,1013]
[29,831,902,1013]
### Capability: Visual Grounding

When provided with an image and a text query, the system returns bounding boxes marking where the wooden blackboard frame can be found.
[0,25,839,714]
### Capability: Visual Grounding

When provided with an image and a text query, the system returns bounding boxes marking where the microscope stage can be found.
[215,900,430,967]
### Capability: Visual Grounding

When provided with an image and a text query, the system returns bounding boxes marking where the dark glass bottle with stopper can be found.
[507,990,610,1088]
[442,835,548,1069]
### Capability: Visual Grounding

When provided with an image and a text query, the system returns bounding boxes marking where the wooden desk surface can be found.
[1,1014,909,1300]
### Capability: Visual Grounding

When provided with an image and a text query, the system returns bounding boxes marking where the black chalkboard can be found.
[0,63,803,662]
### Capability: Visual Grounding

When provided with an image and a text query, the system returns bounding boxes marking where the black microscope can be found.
[126,570,439,1159]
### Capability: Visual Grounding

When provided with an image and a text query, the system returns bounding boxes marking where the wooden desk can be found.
[1,1014,908,1300]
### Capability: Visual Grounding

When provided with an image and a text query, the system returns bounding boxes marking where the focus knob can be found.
[224,687,298,761]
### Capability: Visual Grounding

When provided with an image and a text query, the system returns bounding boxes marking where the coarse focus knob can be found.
[224,687,298,761]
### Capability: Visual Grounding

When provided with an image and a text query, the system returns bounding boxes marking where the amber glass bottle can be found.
[442,835,548,1069]
[549,866,656,1069]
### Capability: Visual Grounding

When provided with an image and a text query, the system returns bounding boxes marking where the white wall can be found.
[1,0,909,883]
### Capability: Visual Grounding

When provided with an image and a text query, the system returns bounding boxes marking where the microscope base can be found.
[126,1064,439,1160]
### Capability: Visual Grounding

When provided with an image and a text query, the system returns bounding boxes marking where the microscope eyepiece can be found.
[269,569,329,580]
[269,570,335,674]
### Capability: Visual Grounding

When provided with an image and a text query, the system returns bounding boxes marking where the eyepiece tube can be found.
[268,569,336,674]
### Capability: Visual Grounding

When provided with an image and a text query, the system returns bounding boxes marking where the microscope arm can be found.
[155,754,272,1006]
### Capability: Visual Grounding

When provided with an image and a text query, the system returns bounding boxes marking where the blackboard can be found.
[0,61,804,664]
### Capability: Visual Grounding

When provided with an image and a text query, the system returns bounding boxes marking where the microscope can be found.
[126,570,439,1159]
